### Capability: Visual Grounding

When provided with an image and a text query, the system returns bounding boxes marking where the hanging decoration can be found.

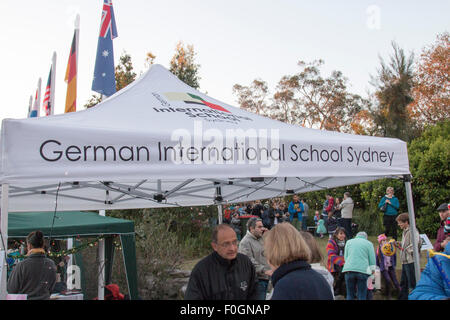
[7,235,122,261]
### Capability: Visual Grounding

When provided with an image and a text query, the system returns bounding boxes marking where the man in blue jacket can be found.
[288,195,304,232]
[409,220,450,300]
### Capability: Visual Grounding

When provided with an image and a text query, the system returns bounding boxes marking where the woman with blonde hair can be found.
[264,223,333,300]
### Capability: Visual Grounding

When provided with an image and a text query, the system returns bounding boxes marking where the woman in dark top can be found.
[264,223,334,300]
[7,230,57,300]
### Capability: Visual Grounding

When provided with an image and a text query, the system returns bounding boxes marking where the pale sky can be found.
[0,0,448,122]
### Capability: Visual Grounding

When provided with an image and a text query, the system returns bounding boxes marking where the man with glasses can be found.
[239,217,272,300]
[184,224,258,300]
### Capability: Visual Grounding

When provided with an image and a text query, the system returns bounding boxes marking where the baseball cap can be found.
[437,203,449,211]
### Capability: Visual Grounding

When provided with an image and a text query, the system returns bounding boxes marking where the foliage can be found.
[169,41,201,89]
[410,32,450,128]
[232,79,270,116]
[370,41,418,142]
[408,120,450,235]
[144,51,157,69]
[115,52,137,91]
[232,59,370,134]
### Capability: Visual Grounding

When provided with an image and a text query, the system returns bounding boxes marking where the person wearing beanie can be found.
[434,203,450,252]
[376,234,401,298]
[7,230,57,300]
[342,231,376,300]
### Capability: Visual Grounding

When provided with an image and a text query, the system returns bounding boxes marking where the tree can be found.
[408,120,450,235]
[232,79,270,117]
[281,60,369,132]
[410,32,450,129]
[169,41,201,89]
[85,52,136,108]
[370,42,417,141]
[115,52,137,91]
[233,60,369,133]
[144,51,157,69]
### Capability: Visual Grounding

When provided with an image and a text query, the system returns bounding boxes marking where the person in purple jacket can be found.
[434,203,450,252]
[376,234,401,298]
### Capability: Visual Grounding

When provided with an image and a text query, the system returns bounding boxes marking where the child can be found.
[326,227,346,297]
[396,213,420,300]
[376,234,401,298]
[314,210,320,226]
[327,214,338,238]
[316,216,327,238]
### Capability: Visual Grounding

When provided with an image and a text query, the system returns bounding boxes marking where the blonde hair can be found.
[386,186,394,193]
[263,222,311,267]
[300,231,323,264]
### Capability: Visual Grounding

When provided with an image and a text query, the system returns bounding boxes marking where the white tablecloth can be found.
[50,293,84,300]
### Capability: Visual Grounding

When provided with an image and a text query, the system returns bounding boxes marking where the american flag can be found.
[42,67,52,116]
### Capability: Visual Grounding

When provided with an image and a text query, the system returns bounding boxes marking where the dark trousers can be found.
[399,263,416,300]
[345,272,369,300]
[339,218,353,239]
[383,215,398,240]
[332,268,346,296]
[381,267,401,296]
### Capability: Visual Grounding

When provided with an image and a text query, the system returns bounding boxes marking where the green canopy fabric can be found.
[8,211,138,300]
[8,211,134,238]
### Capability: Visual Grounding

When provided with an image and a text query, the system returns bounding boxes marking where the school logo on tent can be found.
[163,92,230,113]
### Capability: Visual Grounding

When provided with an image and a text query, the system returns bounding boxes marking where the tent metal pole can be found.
[404,175,421,284]
[0,184,9,300]
[98,209,105,300]
[217,205,223,224]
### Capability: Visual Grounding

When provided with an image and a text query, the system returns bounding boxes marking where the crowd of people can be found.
[4,188,449,301]
[222,191,356,239]
[186,189,450,301]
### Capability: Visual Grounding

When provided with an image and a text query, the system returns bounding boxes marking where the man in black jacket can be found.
[7,231,57,300]
[184,224,258,300]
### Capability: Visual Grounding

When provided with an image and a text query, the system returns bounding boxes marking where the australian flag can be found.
[92,0,118,97]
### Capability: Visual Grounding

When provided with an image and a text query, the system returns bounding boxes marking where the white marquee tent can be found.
[0,64,420,297]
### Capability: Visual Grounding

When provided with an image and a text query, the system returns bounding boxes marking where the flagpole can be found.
[28,95,33,118]
[75,14,80,112]
[36,78,42,117]
[50,52,57,115]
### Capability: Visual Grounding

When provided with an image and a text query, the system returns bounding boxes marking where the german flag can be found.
[65,30,77,113]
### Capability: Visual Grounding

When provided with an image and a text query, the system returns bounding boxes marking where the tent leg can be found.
[0,184,9,300]
[98,210,105,300]
[67,238,73,269]
[217,204,223,224]
[404,175,421,284]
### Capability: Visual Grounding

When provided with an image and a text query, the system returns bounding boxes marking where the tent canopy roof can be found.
[8,211,134,238]
[0,64,410,212]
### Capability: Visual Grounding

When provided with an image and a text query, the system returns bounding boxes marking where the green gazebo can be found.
[8,211,138,300]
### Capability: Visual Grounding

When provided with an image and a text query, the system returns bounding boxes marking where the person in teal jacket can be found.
[378,186,400,240]
[342,231,376,300]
